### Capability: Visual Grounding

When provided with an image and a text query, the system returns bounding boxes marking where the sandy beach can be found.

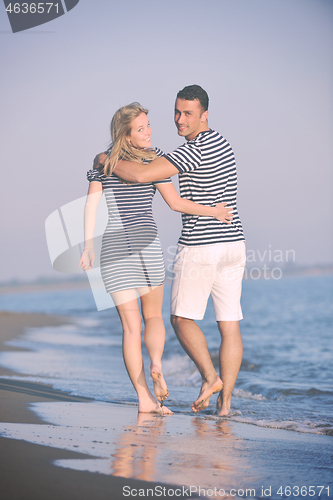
[0,311,332,500]
[0,312,182,500]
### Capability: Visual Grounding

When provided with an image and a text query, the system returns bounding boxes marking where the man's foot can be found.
[151,368,169,403]
[216,391,230,416]
[138,400,173,415]
[192,377,223,412]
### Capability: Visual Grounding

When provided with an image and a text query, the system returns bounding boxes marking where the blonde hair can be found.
[103,102,158,176]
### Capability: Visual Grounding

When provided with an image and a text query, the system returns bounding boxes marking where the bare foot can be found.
[151,368,169,403]
[216,391,230,416]
[138,400,173,415]
[192,377,223,412]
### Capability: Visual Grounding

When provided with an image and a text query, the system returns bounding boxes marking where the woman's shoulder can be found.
[86,166,105,183]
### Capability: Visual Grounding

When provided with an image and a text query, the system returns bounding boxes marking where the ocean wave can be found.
[162,355,201,386]
[274,387,333,398]
[233,382,333,402]
[229,416,333,435]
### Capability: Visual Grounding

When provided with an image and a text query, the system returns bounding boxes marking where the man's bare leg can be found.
[216,321,243,416]
[171,315,222,412]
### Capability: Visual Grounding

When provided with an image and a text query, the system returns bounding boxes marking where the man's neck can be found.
[186,125,210,141]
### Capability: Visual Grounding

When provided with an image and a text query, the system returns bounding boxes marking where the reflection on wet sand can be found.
[111,412,166,481]
[110,411,252,494]
[0,400,255,496]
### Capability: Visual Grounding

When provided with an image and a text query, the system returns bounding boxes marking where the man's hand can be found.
[93,152,107,169]
[214,203,234,224]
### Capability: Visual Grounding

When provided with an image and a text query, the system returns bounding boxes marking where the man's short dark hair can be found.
[176,85,209,112]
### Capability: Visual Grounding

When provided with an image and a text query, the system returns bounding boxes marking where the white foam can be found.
[54,458,112,474]
[8,330,120,347]
[233,389,267,401]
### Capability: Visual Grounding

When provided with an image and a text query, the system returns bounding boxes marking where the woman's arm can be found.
[156,182,233,223]
[78,181,103,271]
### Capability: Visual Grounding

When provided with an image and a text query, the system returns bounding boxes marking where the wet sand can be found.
[0,312,182,500]
[0,311,332,500]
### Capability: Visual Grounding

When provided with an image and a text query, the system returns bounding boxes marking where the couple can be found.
[79,85,246,417]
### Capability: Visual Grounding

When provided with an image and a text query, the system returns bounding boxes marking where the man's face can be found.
[174,98,208,141]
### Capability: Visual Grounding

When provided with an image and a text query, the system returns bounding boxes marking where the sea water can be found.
[0,274,332,436]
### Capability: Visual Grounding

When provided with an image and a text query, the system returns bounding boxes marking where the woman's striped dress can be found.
[87,152,171,293]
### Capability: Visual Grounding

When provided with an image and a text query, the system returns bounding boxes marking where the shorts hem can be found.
[215,315,243,322]
[170,309,205,321]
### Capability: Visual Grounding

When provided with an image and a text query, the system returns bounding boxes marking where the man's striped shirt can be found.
[164,129,245,246]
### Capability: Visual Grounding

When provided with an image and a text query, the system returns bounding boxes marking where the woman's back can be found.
[87,169,162,232]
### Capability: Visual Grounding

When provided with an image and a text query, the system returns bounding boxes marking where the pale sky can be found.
[0,0,332,282]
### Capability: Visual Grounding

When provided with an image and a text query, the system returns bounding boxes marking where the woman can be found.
[79,103,233,414]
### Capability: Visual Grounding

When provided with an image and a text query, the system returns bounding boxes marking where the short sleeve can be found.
[163,141,202,174]
[87,168,103,183]
[155,147,164,157]
[153,177,172,185]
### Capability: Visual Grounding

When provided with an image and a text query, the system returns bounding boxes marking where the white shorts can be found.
[170,241,246,321]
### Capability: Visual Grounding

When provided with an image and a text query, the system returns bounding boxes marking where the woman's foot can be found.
[151,367,169,403]
[138,399,173,415]
[192,377,223,412]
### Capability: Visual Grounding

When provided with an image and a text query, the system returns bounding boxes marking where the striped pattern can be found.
[87,148,171,293]
[164,130,245,246]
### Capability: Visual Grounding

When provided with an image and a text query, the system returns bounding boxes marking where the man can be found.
[97,85,246,415]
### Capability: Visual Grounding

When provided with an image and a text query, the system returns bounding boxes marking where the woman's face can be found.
[128,112,152,149]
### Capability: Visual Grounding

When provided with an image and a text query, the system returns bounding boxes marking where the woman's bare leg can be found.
[139,285,169,403]
[112,289,171,414]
